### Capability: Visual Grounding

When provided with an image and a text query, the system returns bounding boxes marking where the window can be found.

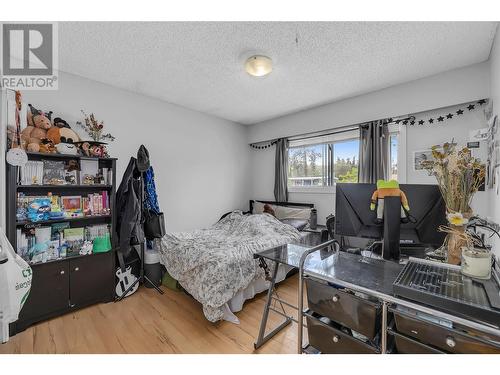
[287,124,402,189]
[333,139,359,183]
[388,123,400,181]
[390,133,398,181]
[288,144,329,187]
[287,130,360,188]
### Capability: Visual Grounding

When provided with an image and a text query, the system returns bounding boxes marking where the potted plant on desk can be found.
[420,141,485,265]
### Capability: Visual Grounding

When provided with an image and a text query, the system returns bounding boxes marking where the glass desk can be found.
[253,240,338,350]
[254,242,500,354]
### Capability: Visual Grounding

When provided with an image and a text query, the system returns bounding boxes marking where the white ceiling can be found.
[59,22,497,125]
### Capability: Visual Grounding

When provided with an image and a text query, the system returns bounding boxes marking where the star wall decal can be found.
[456,109,464,115]
[410,120,415,125]
[446,113,453,119]
[418,120,425,125]
[437,116,444,122]
[478,99,486,105]
[467,104,475,111]
[428,118,434,124]
[403,120,408,125]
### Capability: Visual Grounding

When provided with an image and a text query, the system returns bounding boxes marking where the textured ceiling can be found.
[58,22,497,125]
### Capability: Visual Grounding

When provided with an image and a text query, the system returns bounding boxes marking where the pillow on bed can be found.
[280,218,308,231]
[274,205,311,221]
[252,201,268,214]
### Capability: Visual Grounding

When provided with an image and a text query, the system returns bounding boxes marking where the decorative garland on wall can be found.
[389,99,488,126]
[249,99,489,150]
[250,140,278,149]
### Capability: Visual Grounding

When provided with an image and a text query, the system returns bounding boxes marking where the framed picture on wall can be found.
[413,150,434,171]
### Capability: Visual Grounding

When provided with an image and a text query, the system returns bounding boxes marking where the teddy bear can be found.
[21,104,53,152]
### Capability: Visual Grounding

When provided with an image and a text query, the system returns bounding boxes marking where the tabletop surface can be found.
[304,251,404,296]
[255,243,403,296]
[255,243,500,333]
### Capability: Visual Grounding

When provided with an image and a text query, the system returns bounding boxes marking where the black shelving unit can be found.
[6,151,118,335]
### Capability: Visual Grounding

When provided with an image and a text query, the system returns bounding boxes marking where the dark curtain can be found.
[274,138,289,202]
[358,120,390,183]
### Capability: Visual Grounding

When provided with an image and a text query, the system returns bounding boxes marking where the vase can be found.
[444,224,467,265]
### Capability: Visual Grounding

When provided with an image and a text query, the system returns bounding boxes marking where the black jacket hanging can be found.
[115,157,144,260]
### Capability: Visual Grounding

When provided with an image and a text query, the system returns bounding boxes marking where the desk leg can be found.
[298,263,305,354]
[381,301,388,354]
[254,260,292,350]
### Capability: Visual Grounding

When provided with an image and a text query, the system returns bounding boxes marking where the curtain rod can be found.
[250,98,488,146]
[249,98,485,146]
[250,115,411,145]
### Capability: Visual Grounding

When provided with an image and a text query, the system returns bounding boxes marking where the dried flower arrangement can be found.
[77,110,116,143]
[420,141,485,264]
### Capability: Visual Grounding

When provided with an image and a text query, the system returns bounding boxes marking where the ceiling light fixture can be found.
[245,55,272,77]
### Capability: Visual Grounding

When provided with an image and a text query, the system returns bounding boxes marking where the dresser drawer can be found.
[305,311,379,354]
[306,278,381,339]
[393,310,500,354]
[388,329,444,354]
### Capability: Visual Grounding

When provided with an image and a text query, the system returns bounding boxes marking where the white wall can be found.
[14,71,251,232]
[249,63,491,225]
[405,104,488,218]
[488,27,500,260]
[249,62,490,143]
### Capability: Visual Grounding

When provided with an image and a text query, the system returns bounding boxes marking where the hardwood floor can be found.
[0,275,302,354]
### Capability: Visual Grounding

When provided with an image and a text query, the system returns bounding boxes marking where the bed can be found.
[159,200,320,323]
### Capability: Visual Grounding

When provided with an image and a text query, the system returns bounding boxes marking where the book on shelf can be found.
[16,190,110,223]
[42,160,66,185]
[19,161,44,185]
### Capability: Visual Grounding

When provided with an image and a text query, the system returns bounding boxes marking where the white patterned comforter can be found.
[159,211,301,322]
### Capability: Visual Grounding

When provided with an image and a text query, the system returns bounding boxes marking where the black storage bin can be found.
[144,262,162,288]
[305,311,379,354]
[392,309,500,354]
[306,278,381,339]
[388,329,444,354]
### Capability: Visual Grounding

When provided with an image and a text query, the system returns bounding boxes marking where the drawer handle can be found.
[332,335,340,343]
[332,295,340,302]
[446,336,456,348]
[60,270,65,275]
[74,267,80,272]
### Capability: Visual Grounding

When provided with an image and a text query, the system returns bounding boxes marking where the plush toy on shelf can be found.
[38,139,56,154]
[20,104,53,152]
[46,117,81,155]
[370,179,410,224]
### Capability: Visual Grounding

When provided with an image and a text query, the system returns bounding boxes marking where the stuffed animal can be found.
[38,139,56,154]
[80,141,91,156]
[21,104,53,152]
[52,117,70,128]
[47,126,80,146]
[263,204,276,217]
[26,104,52,129]
[370,180,410,224]
[56,142,78,155]
[46,121,80,155]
